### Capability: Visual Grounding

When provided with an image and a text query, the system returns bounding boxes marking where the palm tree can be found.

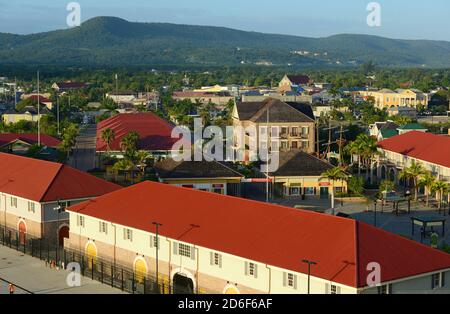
[113,159,134,183]
[320,167,348,215]
[120,131,139,161]
[431,181,449,211]
[101,128,116,152]
[403,161,427,201]
[418,171,436,207]
[135,150,151,176]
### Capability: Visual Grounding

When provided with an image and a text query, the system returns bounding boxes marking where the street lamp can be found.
[152,221,162,292]
[302,259,317,294]
[373,199,377,227]
[53,200,63,265]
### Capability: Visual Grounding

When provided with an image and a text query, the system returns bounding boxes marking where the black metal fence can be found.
[0,225,186,294]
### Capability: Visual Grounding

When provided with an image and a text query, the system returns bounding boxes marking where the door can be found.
[320,187,329,199]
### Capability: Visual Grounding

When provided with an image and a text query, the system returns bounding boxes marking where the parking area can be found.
[0,246,126,294]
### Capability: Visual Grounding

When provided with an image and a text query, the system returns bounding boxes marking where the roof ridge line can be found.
[39,163,65,202]
[284,102,315,122]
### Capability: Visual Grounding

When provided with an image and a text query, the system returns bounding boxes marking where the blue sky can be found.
[1,0,449,41]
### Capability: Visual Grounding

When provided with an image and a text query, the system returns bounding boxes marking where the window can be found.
[10,197,17,208]
[179,243,192,258]
[289,187,300,196]
[291,127,299,136]
[281,127,288,136]
[330,285,337,294]
[27,202,35,213]
[99,221,108,234]
[281,141,288,150]
[245,262,257,278]
[304,187,315,195]
[301,141,309,149]
[123,228,133,242]
[77,215,85,228]
[302,126,309,135]
[432,273,444,289]
[291,141,298,149]
[150,235,160,249]
[210,252,222,267]
[287,273,294,287]
[377,284,390,294]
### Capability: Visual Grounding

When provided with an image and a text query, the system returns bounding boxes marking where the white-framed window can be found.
[432,273,444,289]
[150,235,160,249]
[77,215,85,228]
[27,201,35,213]
[377,284,391,294]
[330,285,338,294]
[10,197,17,208]
[99,221,108,234]
[302,126,309,135]
[210,252,222,268]
[289,187,301,196]
[245,262,258,278]
[123,228,133,242]
[283,272,297,289]
[179,243,192,258]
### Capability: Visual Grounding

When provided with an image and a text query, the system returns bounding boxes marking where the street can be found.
[68,124,97,172]
[0,246,126,294]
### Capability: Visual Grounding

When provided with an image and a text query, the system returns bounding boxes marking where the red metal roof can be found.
[27,95,52,103]
[0,133,61,148]
[96,113,179,152]
[67,181,450,288]
[378,131,450,168]
[0,153,121,202]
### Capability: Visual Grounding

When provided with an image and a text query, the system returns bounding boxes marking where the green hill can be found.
[1,16,450,67]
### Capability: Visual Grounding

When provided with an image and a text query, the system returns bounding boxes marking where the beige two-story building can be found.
[359,89,429,110]
[232,99,316,161]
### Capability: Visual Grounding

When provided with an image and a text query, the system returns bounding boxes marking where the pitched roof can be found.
[27,95,52,103]
[397,123,427,130]
[0,153,121,202]
[269,151,334,177]
[380,129,398,139]
[67,181,450,288]
[0,133,61,148]
[379,121,399,131]
[96,113,179,152]
[286,75,310,85]
[55,82,88,89]
[235,99,315,123]
[154,159,243,179]
[378,131,450,168]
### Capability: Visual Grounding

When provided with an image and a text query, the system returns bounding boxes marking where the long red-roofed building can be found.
[0,153,121,244]
[66,181,450,294]
[377,131,450,182]
[0,133,61,152]
[96,113,179,155]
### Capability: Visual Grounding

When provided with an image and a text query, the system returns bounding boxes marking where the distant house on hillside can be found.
[0,133,61,155]
[52,81,89,92]
[397,123,427,135]
[369,121,399,141]
[278,74,312,94]
[23,94,53,110]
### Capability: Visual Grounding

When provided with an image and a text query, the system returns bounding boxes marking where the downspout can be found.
[266,265,272,294]
[111,223,117,267]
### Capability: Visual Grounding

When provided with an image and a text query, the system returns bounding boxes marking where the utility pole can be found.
[57,96,60,136]
[37,71,41,147]
[266,104,270,203]
[302,259,317,294]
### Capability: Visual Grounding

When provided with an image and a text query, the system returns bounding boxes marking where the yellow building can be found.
[269,151,347,198]
[2,106,51,124]
[359,89,429,109]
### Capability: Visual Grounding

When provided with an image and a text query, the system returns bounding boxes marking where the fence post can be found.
[39,239,42,259]
[91,261,94,280]
[101,262,104,284]
[31,240,34,257]
[121,268,124,291]
[132,272,135,294]
[47,239,50,262]
[143,277,146,295]
[15,232,18,251]
[111,265,114,287]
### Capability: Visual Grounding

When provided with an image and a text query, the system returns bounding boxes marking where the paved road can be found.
[69,124,97,171]
[0,246,125,294]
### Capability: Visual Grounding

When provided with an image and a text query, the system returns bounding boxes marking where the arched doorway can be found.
[18,221,27,245]
[85,242,97,269]
[173,273,194,294]
[223,285,240,294]
[389,168,396,182]
[134,258,147,283]
[58,226,69,247]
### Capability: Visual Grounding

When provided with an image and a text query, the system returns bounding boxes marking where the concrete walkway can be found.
[0,246,126,294]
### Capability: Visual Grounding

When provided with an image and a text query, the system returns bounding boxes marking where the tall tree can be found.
[101,128,116,152]
[320,167,348,215]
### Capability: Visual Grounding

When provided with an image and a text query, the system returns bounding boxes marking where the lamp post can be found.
[53,200,62,265]
[152,221,162,291]
[302,259,317,294]
[373,199,377,227]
